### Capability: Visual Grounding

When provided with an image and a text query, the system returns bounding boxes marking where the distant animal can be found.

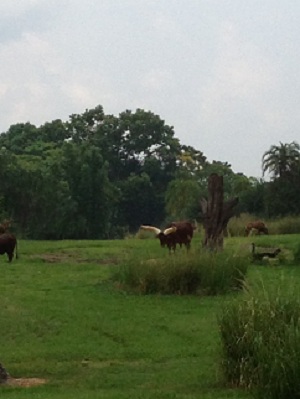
[251,243,281,261]
[245,221,268,236]
[0,233,18,262]
[140,221,195,253]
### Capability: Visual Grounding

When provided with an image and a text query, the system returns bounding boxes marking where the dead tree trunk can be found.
[201,173,238,250]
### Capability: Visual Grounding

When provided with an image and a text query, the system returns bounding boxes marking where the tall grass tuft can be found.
[228,214,300,236]
[268,215,300,235]
[227,213,256,237]
[111,251,248,295]
[219,283,300,398]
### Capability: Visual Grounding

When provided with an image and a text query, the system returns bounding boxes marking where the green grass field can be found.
[0,233,299,398]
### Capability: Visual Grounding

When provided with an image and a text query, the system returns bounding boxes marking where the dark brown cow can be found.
[0,233,18,262]
[245,221,268,236]
[140,221,195,253]
[166,221,195,250]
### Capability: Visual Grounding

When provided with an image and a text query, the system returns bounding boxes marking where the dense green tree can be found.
[264,177,300,216]
[0,104,270,238]
[0,149,75,238]
[0,140,118,238]
[67,105,105,143]
[39,119,70,144]
[0,123,38,154]
[261,141,300,216]
[117,173,163,233]
[61,142,118,238]
[0,120,69,156]
[238,178,266,216]
[262,141,300,179]
[95,108,181,183]
[165,179,202,221]
[23,157,76,239]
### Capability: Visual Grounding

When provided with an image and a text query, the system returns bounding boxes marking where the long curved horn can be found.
[140,225,162,235]
[163,226,177,235]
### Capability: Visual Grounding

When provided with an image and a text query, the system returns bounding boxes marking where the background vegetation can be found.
[1,105,299,239]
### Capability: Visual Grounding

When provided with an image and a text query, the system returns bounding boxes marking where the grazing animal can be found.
[251,243,281,261]
[140,221,194,253]
[0,233,18,262]
[245,221,268,236]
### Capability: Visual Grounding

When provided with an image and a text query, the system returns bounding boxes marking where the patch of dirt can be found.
[5,377,47,388]
[35,253,72,263]
[30,253,119,265]
[81,358,146,369]
[93,258,119,265]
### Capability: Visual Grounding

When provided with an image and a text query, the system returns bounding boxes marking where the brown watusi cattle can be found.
[167,221,195,250]
[140,221,194,253]
[0,233,18,262]
[245,221,268,236]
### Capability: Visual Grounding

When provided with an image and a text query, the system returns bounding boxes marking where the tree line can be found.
[0,105,299,239]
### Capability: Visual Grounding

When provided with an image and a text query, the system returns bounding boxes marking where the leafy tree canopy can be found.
[0,104,263,238]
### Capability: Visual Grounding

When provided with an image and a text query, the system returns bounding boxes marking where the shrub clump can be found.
[228,214,300,236]
[111,251,248,295]
[219,288,300,398]
[269,216,300,235]
[227,213,252,237]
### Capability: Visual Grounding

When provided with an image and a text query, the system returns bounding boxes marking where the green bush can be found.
[111,251,248,295]
[219,287,300,398]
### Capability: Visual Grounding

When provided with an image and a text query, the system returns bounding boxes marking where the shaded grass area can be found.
[0,235,283,398]
[218,234,300,398]
[219,279,300,398]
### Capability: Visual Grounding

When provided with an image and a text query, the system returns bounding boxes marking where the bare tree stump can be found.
[201,173,238,250]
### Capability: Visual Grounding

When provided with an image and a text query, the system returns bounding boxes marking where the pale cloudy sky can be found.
[1,0,300,177]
